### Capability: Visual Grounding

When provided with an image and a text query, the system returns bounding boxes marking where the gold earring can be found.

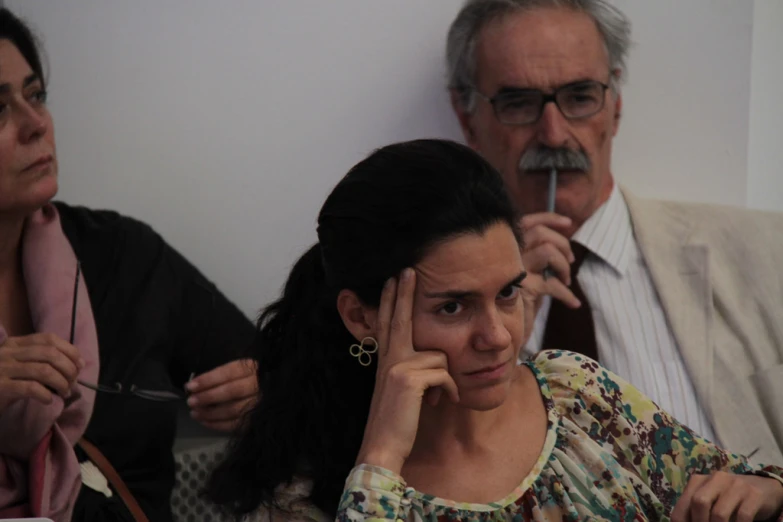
[349,337,379,367]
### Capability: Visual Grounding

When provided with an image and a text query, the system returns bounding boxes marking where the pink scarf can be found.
[0,204,99,521]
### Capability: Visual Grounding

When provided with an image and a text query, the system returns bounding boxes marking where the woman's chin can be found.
[28,173,59,207]
[3,176,60,215]
[457,385,513,412]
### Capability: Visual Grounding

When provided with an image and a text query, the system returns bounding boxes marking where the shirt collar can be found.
[571,184,633,275]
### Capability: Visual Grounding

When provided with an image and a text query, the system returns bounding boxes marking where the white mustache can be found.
[518,147,591,172]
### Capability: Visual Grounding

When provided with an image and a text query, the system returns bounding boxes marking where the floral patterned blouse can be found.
[332,350,783,522]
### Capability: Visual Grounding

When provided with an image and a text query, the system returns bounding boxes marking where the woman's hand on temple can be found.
[0,333,83,413]
[354,268,459,475]
[672,471,783,522]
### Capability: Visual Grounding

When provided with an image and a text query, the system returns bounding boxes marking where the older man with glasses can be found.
[446,0,783,475]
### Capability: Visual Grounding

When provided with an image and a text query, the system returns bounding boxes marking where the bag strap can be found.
[77,437,150,522]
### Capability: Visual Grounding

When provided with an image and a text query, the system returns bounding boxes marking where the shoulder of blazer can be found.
[54,200,167,264]
[621,186,783,249]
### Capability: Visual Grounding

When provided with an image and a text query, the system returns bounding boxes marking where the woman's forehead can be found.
[414,224,522,294]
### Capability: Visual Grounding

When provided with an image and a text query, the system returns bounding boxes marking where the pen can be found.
[543,167,557,280]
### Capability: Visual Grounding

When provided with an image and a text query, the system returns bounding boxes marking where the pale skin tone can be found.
[185,359,257,431]
[0,38,73,413]
[339,223,548,502]
[449,7,783,516]
[452,7,622,311]
[338,222,783,516]
[0,39,255,430]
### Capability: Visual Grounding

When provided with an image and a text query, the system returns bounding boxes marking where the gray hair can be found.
[446,0,631,111]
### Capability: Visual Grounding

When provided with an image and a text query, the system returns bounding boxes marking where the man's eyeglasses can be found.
[71,262,187,402]
[473,79,610,126]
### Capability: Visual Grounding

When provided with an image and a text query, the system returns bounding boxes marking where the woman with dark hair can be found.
[210,139,783,521]
[0,7,257,521]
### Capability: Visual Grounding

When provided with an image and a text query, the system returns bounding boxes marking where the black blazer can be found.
[56,202,255,521]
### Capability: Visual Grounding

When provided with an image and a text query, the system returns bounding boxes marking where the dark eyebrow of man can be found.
[423,270,527,299]
[0,74,41,95]
[496,78,596,95]
[495,85,539,96]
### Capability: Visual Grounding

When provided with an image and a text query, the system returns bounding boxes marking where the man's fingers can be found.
[186,359,256,393]
[546,279,581,309]
[523,225,574,264]
[521,243,572,286]
[519,213,572,233]
[522,269,581,310]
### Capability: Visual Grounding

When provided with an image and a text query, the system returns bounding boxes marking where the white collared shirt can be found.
[523,185,718,443]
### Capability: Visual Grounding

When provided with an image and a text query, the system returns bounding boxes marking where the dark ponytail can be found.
[208,139,519,518]
[206,243,375,517]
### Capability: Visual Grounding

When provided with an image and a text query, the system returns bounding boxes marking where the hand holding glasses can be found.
[72,262,188,402]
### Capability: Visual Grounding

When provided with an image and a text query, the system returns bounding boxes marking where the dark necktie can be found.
[541,241,598,361]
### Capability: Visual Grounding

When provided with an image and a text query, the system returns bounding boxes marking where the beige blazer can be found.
[624,189,783,466]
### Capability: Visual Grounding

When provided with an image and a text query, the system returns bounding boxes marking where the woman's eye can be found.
[498,284,520,300]
[439,302,462,315]
[31,90,48,104]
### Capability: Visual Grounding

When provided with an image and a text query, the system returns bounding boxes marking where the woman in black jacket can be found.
[0,7,257,521]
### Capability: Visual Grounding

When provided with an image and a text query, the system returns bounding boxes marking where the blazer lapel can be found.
[622,189,714,424]
[623,189,775,459]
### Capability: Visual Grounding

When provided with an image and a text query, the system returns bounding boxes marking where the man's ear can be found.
[450,89,479,149]
[610,69,623,134]
[336,289,379,342]
[612,91,622,136]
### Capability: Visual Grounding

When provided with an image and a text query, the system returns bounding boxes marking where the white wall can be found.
[4,1,767,318]
[747,1,783,212]
[612,0,753,206]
